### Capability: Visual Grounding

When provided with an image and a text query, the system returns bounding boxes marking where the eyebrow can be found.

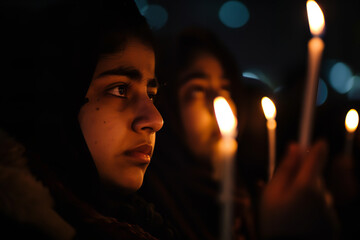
[182,71,209,83]
[182,71,229,85]
[97,66,159,87]
[97,66,142,81]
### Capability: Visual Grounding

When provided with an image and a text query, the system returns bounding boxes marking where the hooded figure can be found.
[0,0,178,239]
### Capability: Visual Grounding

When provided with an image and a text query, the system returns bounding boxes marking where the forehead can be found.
[190,53,223,72]
[179,53,229,86]
[93,39,155,80]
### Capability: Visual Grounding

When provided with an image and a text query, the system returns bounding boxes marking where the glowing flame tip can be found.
[306,0,325,36]
[261,97,276,120]
[345,109,359,133]
[213,96,237,137]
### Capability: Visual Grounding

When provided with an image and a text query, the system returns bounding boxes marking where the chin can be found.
[119,174,144,194]
[102,168,146,194]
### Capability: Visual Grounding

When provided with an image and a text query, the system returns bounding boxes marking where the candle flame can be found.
[345,109,359,133]
[214,96,237,137]
[261,97,276,120]
[307,0,325,36]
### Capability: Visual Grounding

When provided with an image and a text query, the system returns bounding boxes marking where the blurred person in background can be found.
[139,26,340,240]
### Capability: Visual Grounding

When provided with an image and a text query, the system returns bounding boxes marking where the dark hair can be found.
[174,27,239,89]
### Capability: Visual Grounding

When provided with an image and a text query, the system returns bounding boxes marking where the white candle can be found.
[214,96,238,240]
[261,97,277,181]
[344,109,359,156]
[299,0,325,152]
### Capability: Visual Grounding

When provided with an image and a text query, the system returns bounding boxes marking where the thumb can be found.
[296,139,328,187]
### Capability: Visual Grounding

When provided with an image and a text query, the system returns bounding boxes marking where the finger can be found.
[296,140,328,187]
[271,142,302,187]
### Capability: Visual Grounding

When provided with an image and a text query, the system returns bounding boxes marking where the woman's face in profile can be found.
[78,38,163,193]
[178,53,235,160]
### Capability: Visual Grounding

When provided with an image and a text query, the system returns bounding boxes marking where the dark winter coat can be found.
[0,129,180,240]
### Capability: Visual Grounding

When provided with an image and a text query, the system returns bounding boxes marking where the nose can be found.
[132,97,164,133]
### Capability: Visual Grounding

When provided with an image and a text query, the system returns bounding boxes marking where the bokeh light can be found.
[219,1,249,28]
[316,79,328,106]
[329,61,353,94]
[243,69,273,89]
[135,0,148,15]
[242,71,259,80]
[348,75,360,100]
[142,4,168,30]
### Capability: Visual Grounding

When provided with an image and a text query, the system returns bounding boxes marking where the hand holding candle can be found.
[344,109,359,156]
[213,96,237,240]
[261,97,277,181]
[299,0,325,152]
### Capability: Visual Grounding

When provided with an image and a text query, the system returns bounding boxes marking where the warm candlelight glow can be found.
[261,96,277,181]
[307,0,325,36]
[213,96,238,240]
[345,109,359,133]
[261,97,276,120]
[214,96,237,137]
[299,0,325,151]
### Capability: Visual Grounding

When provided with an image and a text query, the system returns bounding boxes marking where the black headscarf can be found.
[1,1,181,239]
[0,0,156,205]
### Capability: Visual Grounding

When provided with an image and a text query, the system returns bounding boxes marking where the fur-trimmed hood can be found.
[0,129,176,240]
[0,129,76,240]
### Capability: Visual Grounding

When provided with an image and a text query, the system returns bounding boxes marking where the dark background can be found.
[1,0,359,181]
[138,0,360,175]
[144,0,360,90]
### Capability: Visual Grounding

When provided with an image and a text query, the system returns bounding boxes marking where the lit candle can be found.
[213,96,238,240]
[261,97,277,181]
[299,0,325,152]
[344,109,359,156]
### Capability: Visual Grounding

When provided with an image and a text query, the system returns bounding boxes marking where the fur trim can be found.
[0,129,76,240]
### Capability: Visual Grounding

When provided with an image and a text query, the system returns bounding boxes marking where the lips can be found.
[125,144,153,164]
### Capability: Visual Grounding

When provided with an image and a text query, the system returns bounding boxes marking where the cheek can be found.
[79,103,127,160]
[225,97,237,117]
[181,102,213,139]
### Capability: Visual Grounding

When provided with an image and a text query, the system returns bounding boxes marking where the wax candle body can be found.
[299,37,324,151]
[344,131,355,156]
[216,137,237,240]
[267,119,276,180]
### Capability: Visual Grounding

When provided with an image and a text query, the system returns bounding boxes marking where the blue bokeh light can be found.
[219,1,249,28]
[348,75,360,100]
[134,0,148,15]
[329,62,353,94]
[142,4,168,30]
[243,69,273,89]
[316,79,328,106]
[242,71,259,80]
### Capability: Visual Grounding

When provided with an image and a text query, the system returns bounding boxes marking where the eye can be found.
[191,85,205,93]
[107,84,128,98]
[219,82,231,98]
[181,84,206,101]
[188,85,206,99]
[222,85,231,92]
[220,88,231,98]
